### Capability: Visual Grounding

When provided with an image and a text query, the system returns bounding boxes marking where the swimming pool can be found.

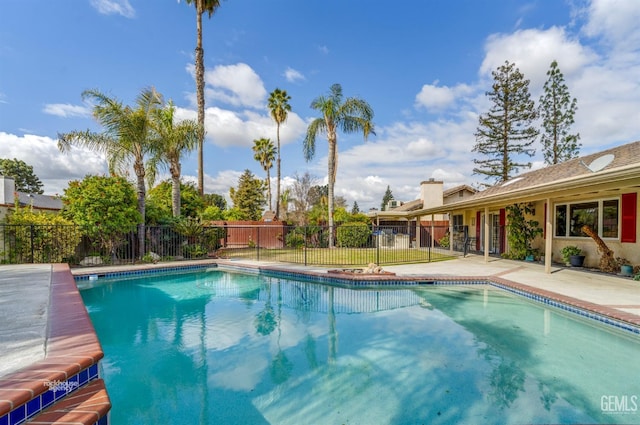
[79,268,640,424]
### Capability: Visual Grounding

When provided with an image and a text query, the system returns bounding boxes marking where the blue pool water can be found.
[79,268,640,425]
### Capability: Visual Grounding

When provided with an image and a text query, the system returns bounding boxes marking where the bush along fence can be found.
[0,222,464,267]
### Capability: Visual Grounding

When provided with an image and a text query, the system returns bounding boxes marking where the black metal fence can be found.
[0,223,465,267]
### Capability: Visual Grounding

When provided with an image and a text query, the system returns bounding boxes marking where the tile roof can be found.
[463,140,640,202]
[17,192,63,210]
[443,184,476,197]
[388,199,423,212]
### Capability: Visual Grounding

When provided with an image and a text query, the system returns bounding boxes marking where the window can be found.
[555,205,566,237]
[602,200,619,238]
[555,199,619,238]
[452,214,463,232]
[570,202,598,236]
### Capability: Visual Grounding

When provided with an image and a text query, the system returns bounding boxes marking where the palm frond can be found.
[303,118,325,162]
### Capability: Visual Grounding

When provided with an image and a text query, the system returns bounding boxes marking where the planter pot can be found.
[569,255,585,267]
[525,255,535,262]
[621,265,634,276]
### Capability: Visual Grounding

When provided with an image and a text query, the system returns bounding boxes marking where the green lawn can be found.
[217,247,456,267]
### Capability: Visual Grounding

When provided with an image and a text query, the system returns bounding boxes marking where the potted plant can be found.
[561,245,585,267]
[617,257,633,276]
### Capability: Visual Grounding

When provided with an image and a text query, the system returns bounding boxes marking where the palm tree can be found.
[279,188,290,221]
[58,87,163,258]
[184,0,222,196]
[267,88,291,219]
[148,100,201,217]
[252,137,276,211]
[303,83,374,247]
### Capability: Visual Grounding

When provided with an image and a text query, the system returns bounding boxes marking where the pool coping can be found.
[0,264,109,424]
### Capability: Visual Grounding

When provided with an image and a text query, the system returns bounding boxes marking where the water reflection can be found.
[81,270,640,425]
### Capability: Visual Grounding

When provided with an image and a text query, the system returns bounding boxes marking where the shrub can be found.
[62,175,140,258]
[3,205,82,264]
[336,222,371,248]
[285,232,305,248]
[439,233,450,248]
[505,203,542,260]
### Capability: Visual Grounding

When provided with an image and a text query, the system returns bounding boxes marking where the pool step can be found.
[25,379,110,425]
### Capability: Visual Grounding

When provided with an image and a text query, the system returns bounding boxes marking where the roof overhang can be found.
[399,164,640,218]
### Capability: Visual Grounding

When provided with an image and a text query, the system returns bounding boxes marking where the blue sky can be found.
[1,0,639,211]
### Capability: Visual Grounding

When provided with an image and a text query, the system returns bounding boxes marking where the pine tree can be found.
[351,201,360,214]
[229,169,266,221]
[381,185,394,211]
[473,61,538,183]
[539,60,580,165]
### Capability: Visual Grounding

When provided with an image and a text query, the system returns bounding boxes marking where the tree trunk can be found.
[327,133,337,248]
[266,168,272,212]
[195,3,205,196]
[275,123,281,219]
[135,161,146,259]
[171,162,181,217]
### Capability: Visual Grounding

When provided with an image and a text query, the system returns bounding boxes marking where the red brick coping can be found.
[0,264,110,423]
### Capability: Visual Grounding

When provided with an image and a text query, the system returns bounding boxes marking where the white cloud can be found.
[90,0,135,18]
[42,103,91,118]
[0,132,107,195]
[582,0,640,53]
[201,63,267,109]
[318,45,329,55]
[480,27,596,90]
[176,103,307,149]
[415,82,474,111]
[283,67,305,83]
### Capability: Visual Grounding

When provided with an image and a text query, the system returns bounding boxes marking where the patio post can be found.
[448,212,453,255]
[545,198,552,273]
[484,206,490,262]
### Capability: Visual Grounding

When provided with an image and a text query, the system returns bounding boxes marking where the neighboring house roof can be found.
[17,192,63,210]
[385,185,478,214]
[443,184,476,198]
[416,140,640,215]
[388,199,422,212]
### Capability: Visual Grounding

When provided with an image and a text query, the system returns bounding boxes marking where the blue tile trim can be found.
[490,280,640,336]
[8,404,24,425]
[74,264,214,281]
[1,364,101,425]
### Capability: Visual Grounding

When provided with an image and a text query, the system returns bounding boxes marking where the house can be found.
[369,179,477,247]
[0,175,62,220]
[404,141,640,272]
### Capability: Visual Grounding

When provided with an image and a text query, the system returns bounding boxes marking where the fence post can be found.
[256,226,260,261]
[376,226,380,265]
[304,226,307,266]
